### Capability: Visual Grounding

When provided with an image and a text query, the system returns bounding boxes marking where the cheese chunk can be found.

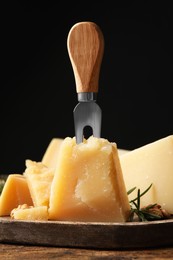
[24,160,54,207]
[49,136,130,222]
[11,204,48,221]
[120,135,173,214]
[0,174,33,216]
[42,138,63,168]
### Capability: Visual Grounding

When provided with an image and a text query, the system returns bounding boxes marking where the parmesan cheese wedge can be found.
[120,135,173,214]
[42,138,63,168]
[0,174,33,216]
[49,136,130,222]
[23,160,54,207]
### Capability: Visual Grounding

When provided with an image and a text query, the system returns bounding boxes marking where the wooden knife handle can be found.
[67,21,104,93]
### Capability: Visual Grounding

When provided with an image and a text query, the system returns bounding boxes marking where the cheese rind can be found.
[49,136,130,222]
[24,160,54,207]
[0,174,33,216]
[120,135,173,213]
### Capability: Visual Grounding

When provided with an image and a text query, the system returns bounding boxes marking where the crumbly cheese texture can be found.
[23,160,54,207]
[120,135,173,214]
[0,174,33,216]
[49,136,130,222]
[11,204,48,221]
[42,137,128,168]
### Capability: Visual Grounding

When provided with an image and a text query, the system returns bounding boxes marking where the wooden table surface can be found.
[0,243,173,259]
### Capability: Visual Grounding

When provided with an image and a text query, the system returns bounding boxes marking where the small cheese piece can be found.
[120,135,173,214]
[49,136,130,222]
[0,174,33,216]
[42,138,63,168]
[23,160,54,207]
[11,204,48,221]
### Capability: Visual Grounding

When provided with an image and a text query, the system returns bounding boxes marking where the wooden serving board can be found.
[0,217,173,249]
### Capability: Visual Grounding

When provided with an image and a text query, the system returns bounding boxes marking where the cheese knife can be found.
[67,21,104,144]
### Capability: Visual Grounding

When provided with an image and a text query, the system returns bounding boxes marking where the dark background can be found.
[1,1,172,175]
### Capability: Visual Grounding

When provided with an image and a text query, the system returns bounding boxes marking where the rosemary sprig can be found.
[127,183,172,222]
[129,183,153,203]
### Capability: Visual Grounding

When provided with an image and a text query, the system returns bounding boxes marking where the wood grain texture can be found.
[67,22,104,93]
[0,243,173,259]
[0,217,173,250]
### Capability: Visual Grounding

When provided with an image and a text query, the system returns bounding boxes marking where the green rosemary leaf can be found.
[133,209,147,222]
[139,183,153,197]
[142,211,162,221]
[127,186,136,195]
[132,201,138,209]
[138,211,148,222]
[129,183,153,203]
[137,189,140,210]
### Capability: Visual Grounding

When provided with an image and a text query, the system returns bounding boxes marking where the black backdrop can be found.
[1,1,173,175]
